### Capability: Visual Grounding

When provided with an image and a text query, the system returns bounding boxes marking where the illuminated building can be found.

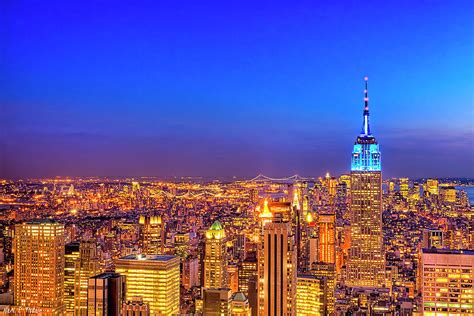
[204,221,227,288]
[440,186,457,203]
[203,288,232,315]
[421,249,474,315]
[311,262,336,315]
[231,292,252,316]
[65,242,80,315]
[238,255,258,314]
[115,254,180,315]
[388,181,395,194]
[258,221,297,316]
[122,297,150,316]
[74,240,100,315]
[346,77,385,288]
[87,272,125,316]
[174,232,190,258]
[296,275,323,316]
[339,174,351,194]
[139,215,164,255]
[399,178,409,198]
[228,264,239,293]
[318,213,336,264]
[425,179,439,195]
[422,229,444,249]
[14,220,65,315]
[182,257,199,290]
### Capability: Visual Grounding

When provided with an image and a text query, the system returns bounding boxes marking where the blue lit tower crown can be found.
[351,77,381,171]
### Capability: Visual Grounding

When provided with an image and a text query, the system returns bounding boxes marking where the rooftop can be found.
[422,248,474,255]
[119,254,177,261]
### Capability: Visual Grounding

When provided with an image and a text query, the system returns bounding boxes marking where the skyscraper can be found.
[65,242,80,315]
[14,220,65,315]
[346,77,385,288]
[317,213,336,264]
[204,221,227,289]
[74,240,100,315]
[420,249,474,315]
[87,272,125,316]
[115,254,180,315]
[139,215,164,255]
[258,221,297,316]
[296,275,323,316]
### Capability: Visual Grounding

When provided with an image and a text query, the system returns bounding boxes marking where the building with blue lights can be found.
[346,78,386,288]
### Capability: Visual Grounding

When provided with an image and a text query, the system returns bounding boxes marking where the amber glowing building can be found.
[258,220,297,316]
[115,254,180,315]
[204,221,228,289]
[139,215,164,255]
[346,77,385,288]
[14,220,65,315]
[317,213,336,264]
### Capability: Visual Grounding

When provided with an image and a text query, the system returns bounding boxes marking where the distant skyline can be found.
[1,1,473,179]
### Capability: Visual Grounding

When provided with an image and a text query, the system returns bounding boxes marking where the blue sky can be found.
[1,0,473,178]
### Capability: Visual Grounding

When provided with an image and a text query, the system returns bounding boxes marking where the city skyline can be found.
[1,1,473,179]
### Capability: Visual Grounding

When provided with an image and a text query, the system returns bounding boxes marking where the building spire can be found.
[361,76,371,136]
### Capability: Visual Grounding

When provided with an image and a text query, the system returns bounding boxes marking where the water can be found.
[456,186,474,205]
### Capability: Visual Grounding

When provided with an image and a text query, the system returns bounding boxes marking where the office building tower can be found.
[204,221,227,288]
[182,257,200,290]
[87,272,125,316]
[296,275,323,316]
[115,254,180,316]
[14,220,65,315]
[74,240,100,315]
[318,213,336,264]
[202,288,232,316]
[228,264,239,293]
[231,292,252,316]
[422,229,444,249]
[346,77,385,288]
[440,186,457,203]
[399,178,409,198]
[311,262,336,315]
[65,242,80,315]
[425,179,439,195]
[139,215,164,255]
[139,215,164,254]
[258,221,297,316]
[421,249,474,315]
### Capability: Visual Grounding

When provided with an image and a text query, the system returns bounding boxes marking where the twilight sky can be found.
[1,0,473,179]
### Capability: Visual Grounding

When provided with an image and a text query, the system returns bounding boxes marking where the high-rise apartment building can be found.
[204,221,227,289]
[139,215,164,255]
[421,249,474,315]
[14,220,65,315]
[422,229,444,249]
[87,272,125,316]
[346,77,386,288]
[115,254,180,315]
[318,213,336,264]
[425,179,439,196]
[258,221,297,316]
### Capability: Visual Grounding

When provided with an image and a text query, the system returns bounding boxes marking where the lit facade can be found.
[258,221,297,316]
[347,77,386,288]
[296,275,323,316]
[202,288,232,316]
[87,272,125,316]
[421,249,474,315]
[74,240,100,315]
[65,242,80,315]
[318,213,336,264]
[139,215,164,255]
[14,220,65,315]
[204,221,227,289]
[115,254,180,316]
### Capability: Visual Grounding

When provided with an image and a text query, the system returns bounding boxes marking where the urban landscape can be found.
[1,1,473,316]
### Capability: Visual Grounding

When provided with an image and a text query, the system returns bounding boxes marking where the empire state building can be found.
[346,77,385,288]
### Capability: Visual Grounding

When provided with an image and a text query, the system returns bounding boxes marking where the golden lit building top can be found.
[206,220,225,239]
